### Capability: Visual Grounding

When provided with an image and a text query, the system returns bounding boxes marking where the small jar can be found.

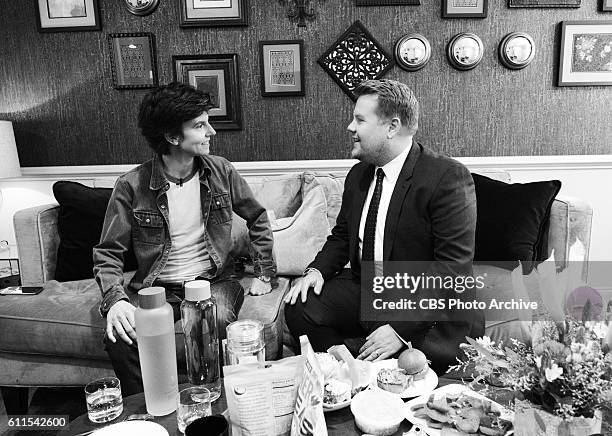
[226,319,265,365]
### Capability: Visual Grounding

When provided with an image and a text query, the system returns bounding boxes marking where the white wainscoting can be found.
[1,155,611,285]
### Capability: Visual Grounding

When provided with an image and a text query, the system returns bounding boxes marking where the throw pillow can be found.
[472,174,561,273]
[270,185,331,275]
[53,181,137,282]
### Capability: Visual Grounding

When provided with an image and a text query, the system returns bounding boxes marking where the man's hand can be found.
[283,269,324,305]
[248,277,272,296]
[357,324,404,361]
[106,300,137,345]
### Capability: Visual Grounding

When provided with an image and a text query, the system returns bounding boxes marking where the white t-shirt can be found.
[157,175,212,283]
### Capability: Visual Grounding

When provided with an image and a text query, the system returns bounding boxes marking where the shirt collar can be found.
[378,140,412,185]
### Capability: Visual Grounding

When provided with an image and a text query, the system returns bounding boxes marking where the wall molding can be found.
[16,154,612,181]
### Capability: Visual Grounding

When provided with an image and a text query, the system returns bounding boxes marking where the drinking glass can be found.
[177,386,212,433]
[84,377,123,423]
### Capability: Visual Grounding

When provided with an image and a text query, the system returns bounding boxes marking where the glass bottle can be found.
[181,280,221,402]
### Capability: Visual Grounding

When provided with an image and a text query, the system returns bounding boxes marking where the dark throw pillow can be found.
[53,181,137,282]
[472,174,561,273]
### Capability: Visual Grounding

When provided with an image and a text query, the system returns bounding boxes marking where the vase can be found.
[514,399,602,436]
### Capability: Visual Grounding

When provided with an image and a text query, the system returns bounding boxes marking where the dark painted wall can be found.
[1,0,611,166]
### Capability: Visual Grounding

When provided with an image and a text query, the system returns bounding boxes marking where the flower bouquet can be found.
[449,318,612,435]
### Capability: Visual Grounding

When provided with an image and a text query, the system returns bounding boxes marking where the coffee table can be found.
[60,378,612,436]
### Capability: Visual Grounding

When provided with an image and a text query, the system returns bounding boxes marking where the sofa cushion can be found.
[230,172,322,264]
[52,181,137,282]
[472,174,561,272]
[269,185,331,275]
[0,273,290,362]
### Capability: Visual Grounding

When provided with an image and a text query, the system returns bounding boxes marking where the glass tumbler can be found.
[177,386,212,433]
[84,377,123,423]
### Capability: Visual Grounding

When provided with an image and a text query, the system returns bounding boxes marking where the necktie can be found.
[362,168,384,262]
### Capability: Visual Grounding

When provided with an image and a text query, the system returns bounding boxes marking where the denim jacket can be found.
[93,154,276,316]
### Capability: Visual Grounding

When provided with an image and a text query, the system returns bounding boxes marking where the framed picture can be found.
[604,0,612,11]
[442,0,488,18]
[447,33,484,70]
[356,0,420,5]
[499,32,536,70]
[509,0,580,7]
[558,21,612,86]
[173,54,242,130]
[35,0,101,32]
[394,34,431,71]
[259,40,305,97]
[179,0,247,27]
[108,33,158,89]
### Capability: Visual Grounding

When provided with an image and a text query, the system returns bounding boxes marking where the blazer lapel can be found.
[352,164,375,233]
[383,143,422,260]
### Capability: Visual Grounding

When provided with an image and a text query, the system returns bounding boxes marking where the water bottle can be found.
[181,280,221,402]
[135,287,179,416]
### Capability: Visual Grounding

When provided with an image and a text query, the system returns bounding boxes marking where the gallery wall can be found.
[0,0,611,167]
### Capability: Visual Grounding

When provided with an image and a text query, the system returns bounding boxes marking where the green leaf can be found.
[465,337,509,369]
[534,409,547,432]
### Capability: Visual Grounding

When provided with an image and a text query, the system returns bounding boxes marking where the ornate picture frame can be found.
[356,0,420,5]
[173,54,242,130]
[108,33,158,89]
[259,40,305,97]
[558,21,612,86]
[318,21,394,101]
[394,34,431,71]
[179,0,247,27]
[447,33,484,70]
[499,32,536,70]
[443,0,488,17]
[509,0,580,7]
[35,0,101,32]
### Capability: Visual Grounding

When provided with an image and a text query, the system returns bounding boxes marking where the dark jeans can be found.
[104,277,244,396]
[285,269,369,353]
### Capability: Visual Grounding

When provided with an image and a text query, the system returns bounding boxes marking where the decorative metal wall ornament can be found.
[317,21,395,100]
[124,0,159,16]
[395,33,431,71]
[278,0,323,27]
[447,32,484,70]
[498,32,536,69]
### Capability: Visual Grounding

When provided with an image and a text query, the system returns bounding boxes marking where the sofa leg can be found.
[1,386,30,414]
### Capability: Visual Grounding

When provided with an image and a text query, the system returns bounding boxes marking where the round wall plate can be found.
[499,32,535,70]
[124,0,159,16]
[447,32,484,71]
[394,33,432,72]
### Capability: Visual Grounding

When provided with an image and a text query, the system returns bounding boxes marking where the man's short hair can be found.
[137,82,214,155]
[354,79,419,136]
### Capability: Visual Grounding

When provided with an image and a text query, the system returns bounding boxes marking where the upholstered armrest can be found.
[548,195,592,280]
[13,204,60,286]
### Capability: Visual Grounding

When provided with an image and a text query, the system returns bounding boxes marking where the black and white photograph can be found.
[1,2,611,435]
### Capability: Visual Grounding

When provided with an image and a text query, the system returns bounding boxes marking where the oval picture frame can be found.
[447,33,484,71]
[394,33,432,72]
[124,0,159,16]
[499,32,535,70]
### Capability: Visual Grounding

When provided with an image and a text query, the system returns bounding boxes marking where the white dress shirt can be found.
[358,142,412,262]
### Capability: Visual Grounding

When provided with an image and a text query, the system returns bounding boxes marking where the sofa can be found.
[0,168,592,411]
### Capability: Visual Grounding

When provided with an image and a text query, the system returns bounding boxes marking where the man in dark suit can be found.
[284,79,483,374]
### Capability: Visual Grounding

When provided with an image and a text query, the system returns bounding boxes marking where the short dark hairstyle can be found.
[354,79,419,136]
[137,82,214,155]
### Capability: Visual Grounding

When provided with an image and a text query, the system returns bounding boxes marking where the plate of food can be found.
[404,383,514,436]
[317,347,372,412]
[370,343,438,398]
